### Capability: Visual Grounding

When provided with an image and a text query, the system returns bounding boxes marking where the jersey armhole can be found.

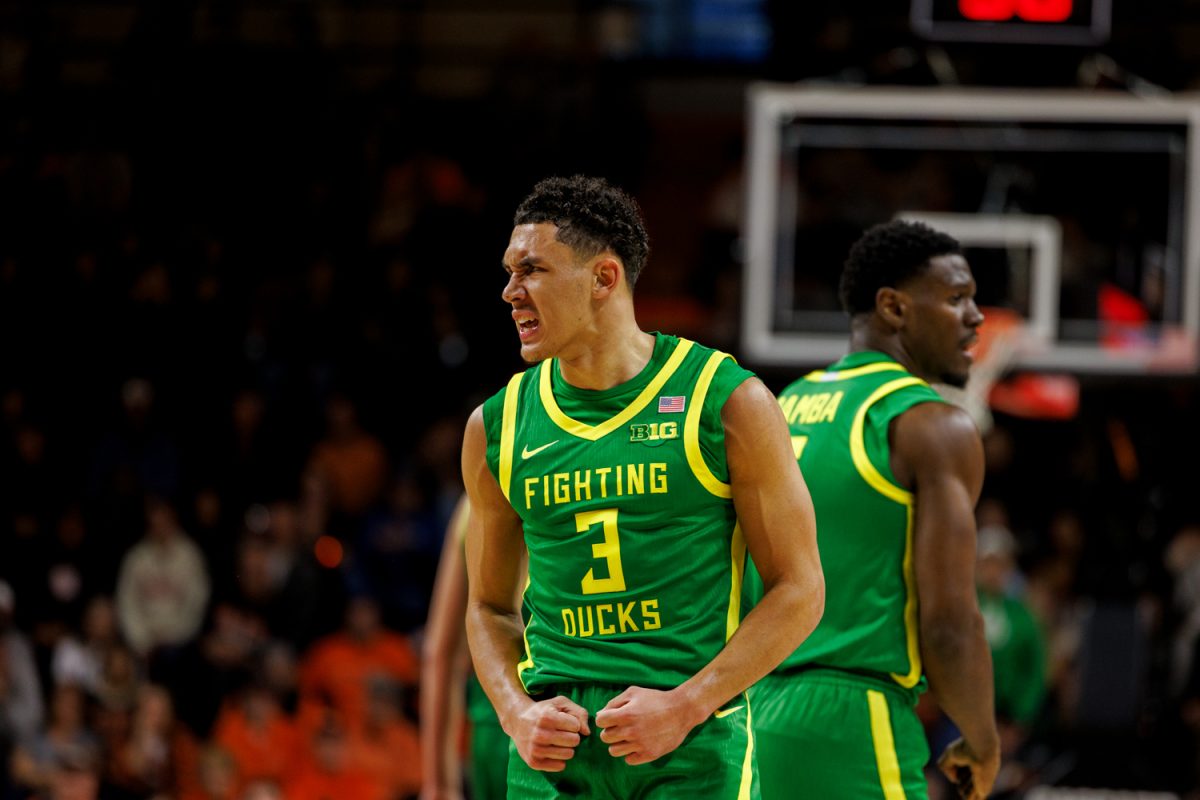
[851,378,939,505]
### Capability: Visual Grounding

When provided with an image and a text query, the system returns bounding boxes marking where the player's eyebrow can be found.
[503,255,541,272]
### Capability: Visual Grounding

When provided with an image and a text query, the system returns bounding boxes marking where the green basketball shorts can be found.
[470,712,509,800]
[507,682,758,799]
[751,669,929,800]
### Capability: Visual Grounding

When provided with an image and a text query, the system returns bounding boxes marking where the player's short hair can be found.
[514,175,650,289]
[839,219,962,315]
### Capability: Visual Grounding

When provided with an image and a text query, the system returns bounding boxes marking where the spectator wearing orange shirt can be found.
[212,676,300,792]
[284,714,382,800]
[304,394,388,539]
[297,594,418,733]
[348,679,421,800]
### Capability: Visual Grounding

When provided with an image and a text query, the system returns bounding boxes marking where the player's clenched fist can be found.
[508,695,591,772]
[596,686,700,766]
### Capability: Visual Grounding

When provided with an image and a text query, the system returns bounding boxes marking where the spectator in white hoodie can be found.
[115,495,210,665]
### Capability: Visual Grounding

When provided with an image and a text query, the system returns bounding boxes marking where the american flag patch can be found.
[658,395,686,413]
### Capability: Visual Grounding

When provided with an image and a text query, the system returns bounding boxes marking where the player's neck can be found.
[849,321,917,376]
[556,324,655,391]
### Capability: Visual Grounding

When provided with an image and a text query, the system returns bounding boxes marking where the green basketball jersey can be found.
[482,332,755,695]
[744,351,945,689]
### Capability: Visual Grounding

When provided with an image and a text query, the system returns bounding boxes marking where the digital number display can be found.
[911,0,1111,44]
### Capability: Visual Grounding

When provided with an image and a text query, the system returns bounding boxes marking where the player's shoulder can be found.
[671,335,757,387]
[893,400,982,462]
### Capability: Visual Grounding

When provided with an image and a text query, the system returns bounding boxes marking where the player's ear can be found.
[593,257,622,297]
[876,287,907,329]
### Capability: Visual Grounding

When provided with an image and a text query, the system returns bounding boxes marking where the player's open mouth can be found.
[961,335,978,362]
[514,311,540,341]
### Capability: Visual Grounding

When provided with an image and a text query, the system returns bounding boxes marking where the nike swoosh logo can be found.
[714,705,744,719]
[521,440,559,459]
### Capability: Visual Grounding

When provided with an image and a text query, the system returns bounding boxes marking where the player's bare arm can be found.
[419,497,471,800]
[462,406,590,772]
[596,377,824,765]
[893,401,1000,800]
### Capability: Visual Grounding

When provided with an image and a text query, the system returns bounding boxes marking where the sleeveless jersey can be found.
[744,351,945,688]
[482,333,754,694]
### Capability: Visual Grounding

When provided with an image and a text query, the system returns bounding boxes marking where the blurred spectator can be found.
[413,416,467,533]
[199,389,302,524]
[283,714,380,800]
[0,580,46,747]
[1025,509,1090,731]
[86,378,181,538]
[181,744,239,800]
[202,504,325,657]
[283,256,359,410]
[975,524,1049,795]
[1,421,56,538]
[52,595,122,697]
[259,501,322,650]
[114,495,211,663]
[10,683,99,797]
[211,676,299,792]
[33,740,103,800]
[258,642,300,716]
[26,506,107,672]
[169,598,270,738]
[304,394,388,539]
[297,595,418,735]
[347,469,442,633]
[188,486,236,579]
[91,643,141,717]
[109,683,201,799]
[348,679,421,800]
[2,428,54,635]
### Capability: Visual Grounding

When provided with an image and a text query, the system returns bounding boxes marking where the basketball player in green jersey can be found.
[744,219,1000,800]
[462,175,825,799]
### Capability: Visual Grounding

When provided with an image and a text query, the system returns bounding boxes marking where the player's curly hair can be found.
[839,219,961,315]
[514,175,650,289]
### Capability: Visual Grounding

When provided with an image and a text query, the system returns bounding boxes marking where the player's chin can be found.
[519,341,551,364]
[941,366,970,388]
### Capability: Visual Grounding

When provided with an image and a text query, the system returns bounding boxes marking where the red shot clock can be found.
[911,0,1111,44]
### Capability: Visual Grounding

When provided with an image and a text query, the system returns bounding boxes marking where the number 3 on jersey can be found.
[578,509,626,594]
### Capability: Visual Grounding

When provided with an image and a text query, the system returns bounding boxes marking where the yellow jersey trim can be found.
[849,375,927,688]
[738,697,755,800]
[867,689,908,800]
[891,503,922,688]
[685,352,734,499]
[498,372,524,502]
[726,523,746,642]
[805,361,906,383]
[849,377,923,505]
[538,338,695,440]
[516,572,535,690]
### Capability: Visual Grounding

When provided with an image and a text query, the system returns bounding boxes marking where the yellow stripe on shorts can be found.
[867,689,907,800]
